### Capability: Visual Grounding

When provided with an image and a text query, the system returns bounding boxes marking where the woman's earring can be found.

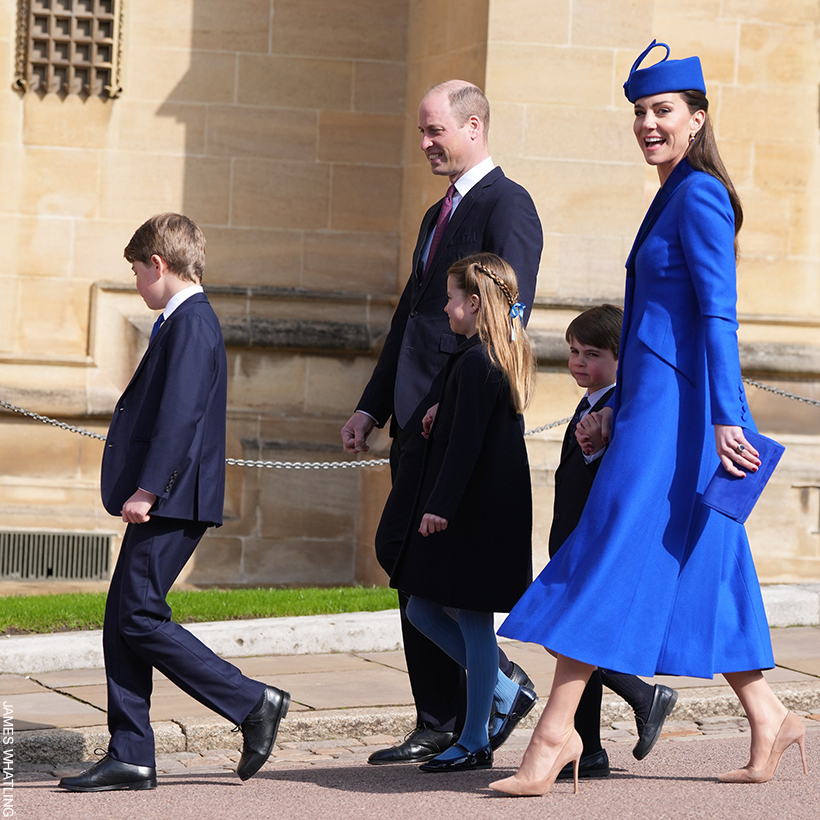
[689,132,696,144]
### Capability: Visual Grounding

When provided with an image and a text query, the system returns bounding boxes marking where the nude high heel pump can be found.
[717,711,808,783]
[488,728,583,797]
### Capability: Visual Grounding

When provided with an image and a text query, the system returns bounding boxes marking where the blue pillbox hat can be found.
[623,40,706,103]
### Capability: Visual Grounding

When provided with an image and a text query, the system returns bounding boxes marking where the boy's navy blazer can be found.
[357,166,542,433]
[101,292,227,526]
[548,387,615,557]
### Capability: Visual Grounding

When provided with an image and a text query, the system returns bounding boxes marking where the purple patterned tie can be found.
[423,184,455,279]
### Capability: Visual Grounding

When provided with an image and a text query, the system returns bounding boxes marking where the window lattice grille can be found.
[13,0,124,99]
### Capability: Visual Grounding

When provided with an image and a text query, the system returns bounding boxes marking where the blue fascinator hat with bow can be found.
[623,40,706,103]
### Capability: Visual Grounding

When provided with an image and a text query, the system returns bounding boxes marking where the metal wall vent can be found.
[0,531,112,580]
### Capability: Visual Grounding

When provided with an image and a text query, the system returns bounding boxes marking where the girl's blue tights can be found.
[406,596,519,758]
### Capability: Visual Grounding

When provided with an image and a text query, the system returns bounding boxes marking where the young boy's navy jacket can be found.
[548,387,615,557]
[101,292,227,526]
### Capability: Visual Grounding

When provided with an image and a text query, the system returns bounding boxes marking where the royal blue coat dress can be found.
[499,159,774,678]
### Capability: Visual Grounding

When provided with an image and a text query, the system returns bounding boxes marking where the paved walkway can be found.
[2,613,819,820]
[9,708,820,820]
[4,624,820,772]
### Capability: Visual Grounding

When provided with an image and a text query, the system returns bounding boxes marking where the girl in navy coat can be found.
[391,252,535,772]
[491,42,807,797]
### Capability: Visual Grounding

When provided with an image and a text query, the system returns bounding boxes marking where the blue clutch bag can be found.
[702,429,785,524]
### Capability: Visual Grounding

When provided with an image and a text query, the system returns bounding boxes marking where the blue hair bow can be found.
[509,302,525,340]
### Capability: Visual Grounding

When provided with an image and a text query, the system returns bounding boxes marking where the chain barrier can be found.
[1,376,816,469]
[224,457,390,469]
[0,398,108,442]
[740,377,820,409]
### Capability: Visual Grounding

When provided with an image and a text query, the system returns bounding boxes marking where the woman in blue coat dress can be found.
[490,42,808,797]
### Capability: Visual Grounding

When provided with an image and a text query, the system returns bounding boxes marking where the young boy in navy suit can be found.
[552,305,678,780]
[60,214,288,792]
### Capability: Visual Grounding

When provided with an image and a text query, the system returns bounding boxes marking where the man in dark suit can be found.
[551,305,678,780]
[60,214,288,792]
[341,81,543,764]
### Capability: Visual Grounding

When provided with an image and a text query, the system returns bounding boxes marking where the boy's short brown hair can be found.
[124,213,205,283]
[565,304,624,359]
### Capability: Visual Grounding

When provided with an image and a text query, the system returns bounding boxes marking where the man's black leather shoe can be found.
[419,743,492,772]
[489,686,538,750]
[368,723,455,764]
[236,685,291,781]
[557,747,610,779]
[506,661,535,690]
[58,754,157,792]
[633,684,678,760]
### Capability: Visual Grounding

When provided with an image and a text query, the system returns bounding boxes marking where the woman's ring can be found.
[735,444,745,454]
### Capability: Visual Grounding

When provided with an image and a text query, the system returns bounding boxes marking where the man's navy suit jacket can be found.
[101,292,227,526]
[357,166,543,433]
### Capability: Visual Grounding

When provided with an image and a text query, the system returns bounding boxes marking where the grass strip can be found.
[0,586,398,635]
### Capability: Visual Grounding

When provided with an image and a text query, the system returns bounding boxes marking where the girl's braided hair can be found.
[447,252,535,414]
[474,260,517,306]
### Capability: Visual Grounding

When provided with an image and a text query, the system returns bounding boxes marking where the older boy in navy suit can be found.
[552,305,678,779]
[60,214,288,792]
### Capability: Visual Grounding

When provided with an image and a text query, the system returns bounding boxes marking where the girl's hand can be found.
[419,513,448,536]
[715,425,761,478]
[422,403,439,439]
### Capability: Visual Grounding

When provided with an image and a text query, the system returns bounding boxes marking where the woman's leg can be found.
[721,670,806,781]
[723,670,787,767]
[490,653,592,795]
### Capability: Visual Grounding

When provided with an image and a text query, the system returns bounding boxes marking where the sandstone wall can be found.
[1,0,819,588]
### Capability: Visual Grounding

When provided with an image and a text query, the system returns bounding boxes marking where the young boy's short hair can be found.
[565,304,624,359]
[124,213,206,283]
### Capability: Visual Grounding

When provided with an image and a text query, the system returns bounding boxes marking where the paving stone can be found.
[601,728,634,741]
[181,754,234,768]
[610,720,638,733]
[49,764,86,778]
[359,733,401,746]
[317,747,356,757]
[660,727,703,739]
[269,748,319,762]
[697,723,746,735]
[281,737,364,750]
[696,715,748,727]
[156,761,190,775]
[204,747,242,758]
[663,720,702,732]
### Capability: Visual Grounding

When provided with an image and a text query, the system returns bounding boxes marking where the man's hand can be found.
[121,489,157,524]
[422,403,439,439]
[419,513,448,537]
[341,411,375,454]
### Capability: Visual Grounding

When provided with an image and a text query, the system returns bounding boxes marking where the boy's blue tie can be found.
[149,314,165,343]
[567,396,591,444]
